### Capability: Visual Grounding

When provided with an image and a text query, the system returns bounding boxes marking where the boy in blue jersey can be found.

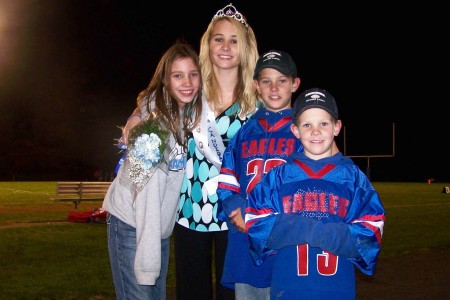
[217,50,303,299]
[245,88,385,300]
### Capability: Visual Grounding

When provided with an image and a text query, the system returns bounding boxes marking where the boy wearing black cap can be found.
[245,88,385,300]
[216,50,303,299]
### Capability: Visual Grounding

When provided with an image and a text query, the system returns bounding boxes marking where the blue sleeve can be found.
[245,169,282,266]
[267,214,360,258]
[345,177,385,276]
[217,131,244,222]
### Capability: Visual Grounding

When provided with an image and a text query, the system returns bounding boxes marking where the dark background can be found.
[0,0,447,182]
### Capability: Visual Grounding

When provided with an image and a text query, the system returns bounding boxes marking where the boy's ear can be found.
[290,123,300,139]
[334,120,342,136]
[254,79,260,94]
[292,77,301,93]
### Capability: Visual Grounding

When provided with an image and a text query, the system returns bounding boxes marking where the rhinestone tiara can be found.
[212,3,248,28]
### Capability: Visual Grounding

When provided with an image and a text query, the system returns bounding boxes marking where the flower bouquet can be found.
[125,118,169,190]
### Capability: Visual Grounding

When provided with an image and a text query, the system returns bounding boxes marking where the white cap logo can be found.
[306,92,326,103]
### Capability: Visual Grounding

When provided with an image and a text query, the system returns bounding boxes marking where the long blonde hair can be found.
[199,17,259,118]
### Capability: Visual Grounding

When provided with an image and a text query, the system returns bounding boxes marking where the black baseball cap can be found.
[293,88,339,121]
[253,50,297,79]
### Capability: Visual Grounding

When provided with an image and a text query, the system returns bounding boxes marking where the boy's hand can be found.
[229,208,246,232]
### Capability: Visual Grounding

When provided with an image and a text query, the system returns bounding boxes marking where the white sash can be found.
[193,94,226,170]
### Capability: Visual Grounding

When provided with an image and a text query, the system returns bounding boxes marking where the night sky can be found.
[0,1,447,182]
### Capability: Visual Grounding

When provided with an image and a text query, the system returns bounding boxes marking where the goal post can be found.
[343,123,395,180]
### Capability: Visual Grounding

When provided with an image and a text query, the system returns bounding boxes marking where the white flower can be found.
[130,133,162,169]
[125,120,168,190]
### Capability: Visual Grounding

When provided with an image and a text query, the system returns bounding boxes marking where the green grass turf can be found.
[0,181,449,299]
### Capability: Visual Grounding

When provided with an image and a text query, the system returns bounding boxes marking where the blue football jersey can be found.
[246,151,385,299]
[217,107,303,288]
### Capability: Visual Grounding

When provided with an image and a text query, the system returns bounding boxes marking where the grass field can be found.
[0,181,449,299]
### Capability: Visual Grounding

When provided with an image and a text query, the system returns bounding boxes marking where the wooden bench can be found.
[52,181,112,209]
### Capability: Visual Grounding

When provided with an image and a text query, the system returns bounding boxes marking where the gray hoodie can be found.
[102,97,185,285]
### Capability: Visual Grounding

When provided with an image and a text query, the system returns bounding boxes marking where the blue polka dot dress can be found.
[176,102,249,232]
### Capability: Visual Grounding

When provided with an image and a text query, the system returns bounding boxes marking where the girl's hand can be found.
[122,108,142,144]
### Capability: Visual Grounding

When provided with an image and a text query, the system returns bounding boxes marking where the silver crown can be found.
[213,3,248,28]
